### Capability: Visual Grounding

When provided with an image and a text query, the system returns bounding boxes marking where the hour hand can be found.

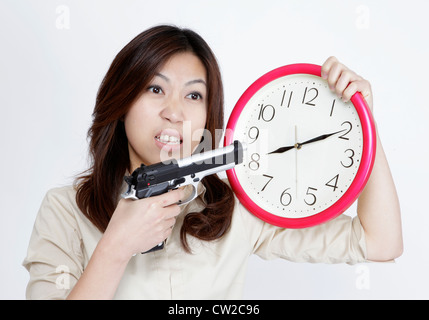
[267,144,296,155]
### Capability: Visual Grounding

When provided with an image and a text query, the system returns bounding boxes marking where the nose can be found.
[160,95,185,123]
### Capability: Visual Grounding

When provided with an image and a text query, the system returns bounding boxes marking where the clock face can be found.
[226,65,376,228]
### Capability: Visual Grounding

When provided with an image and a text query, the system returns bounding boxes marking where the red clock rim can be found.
[224,63,376,228]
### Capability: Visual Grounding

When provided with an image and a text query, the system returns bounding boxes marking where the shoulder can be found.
[35,185,100,242]
[43,185,77,206]
[34,185,80,234]
[40,185,80,220]
[26,185,102,264]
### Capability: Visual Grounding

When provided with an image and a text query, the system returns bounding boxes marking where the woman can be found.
[23,25,402,299]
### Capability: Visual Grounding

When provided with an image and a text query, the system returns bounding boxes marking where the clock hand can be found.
[267,129,347,155]
[267,144,296,155]
[295,125,298,200]
[297,129,347,148]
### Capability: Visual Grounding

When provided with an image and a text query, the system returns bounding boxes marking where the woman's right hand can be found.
[102,189,185,261]
[67,188,184,300]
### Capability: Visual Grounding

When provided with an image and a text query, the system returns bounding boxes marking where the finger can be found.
[157,189,185,207]
[326,62,344,91]
[342,79,371,102]
[321,56,338,79]
[164,216,177,229]
[335,70,361,99]
[162,226,174,240]
[163,204,181,220]
[153,214,176,238]
[161,216,177,238]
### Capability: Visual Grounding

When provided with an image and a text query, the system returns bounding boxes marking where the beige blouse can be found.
[23,182,367,299]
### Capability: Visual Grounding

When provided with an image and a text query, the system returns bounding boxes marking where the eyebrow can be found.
[185,79,207,86]
[155,73,206,87]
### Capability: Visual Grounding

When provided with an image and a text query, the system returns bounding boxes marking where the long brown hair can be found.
[75,25,235,252]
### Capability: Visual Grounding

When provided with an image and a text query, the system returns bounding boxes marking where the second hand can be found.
[295,125,298,200]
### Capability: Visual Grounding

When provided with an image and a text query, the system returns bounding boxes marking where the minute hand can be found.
[297,129,347,148]
[267,129,347,155]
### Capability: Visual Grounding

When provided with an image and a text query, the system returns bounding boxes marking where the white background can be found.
[1,0,428,299]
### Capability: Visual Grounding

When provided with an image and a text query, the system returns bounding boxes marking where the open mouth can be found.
[155,134,182,145]
[154,129,183,148]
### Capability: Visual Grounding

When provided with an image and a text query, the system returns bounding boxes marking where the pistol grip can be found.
[142,241,164,254]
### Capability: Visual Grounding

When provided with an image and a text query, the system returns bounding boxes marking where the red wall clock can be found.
[225,64,376,228]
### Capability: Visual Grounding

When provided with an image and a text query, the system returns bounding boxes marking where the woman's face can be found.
[124,52,208,170]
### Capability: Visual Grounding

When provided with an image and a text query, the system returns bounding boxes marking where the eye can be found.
[148,85,163,95]
[186,92,203,101]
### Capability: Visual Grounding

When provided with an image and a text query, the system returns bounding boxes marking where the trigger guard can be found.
[177,184,197,206]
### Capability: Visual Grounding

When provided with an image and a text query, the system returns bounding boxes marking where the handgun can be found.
[121,140,245,253]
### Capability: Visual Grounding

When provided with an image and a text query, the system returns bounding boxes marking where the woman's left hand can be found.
[320,57,403,262]
[321,56,373,112]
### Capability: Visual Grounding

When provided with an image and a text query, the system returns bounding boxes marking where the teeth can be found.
[156,135,181,144]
